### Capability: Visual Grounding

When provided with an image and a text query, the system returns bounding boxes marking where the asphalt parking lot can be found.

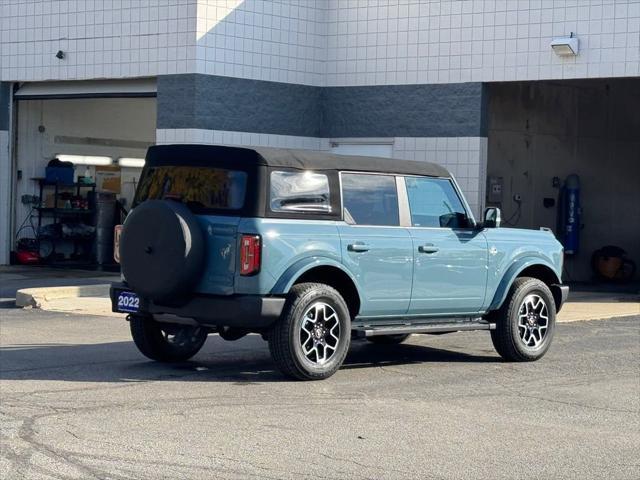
[1,309,638,480]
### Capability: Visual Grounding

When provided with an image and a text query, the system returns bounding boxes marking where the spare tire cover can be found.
[120,200,205,302]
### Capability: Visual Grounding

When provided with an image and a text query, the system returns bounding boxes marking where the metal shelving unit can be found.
[32,178,97,265]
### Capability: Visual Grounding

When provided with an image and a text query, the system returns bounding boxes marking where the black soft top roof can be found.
[146,144,450,178]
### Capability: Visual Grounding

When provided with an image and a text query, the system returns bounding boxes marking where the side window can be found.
[270,171,331,213]
[405,177,470,228]
[342,173,399,226]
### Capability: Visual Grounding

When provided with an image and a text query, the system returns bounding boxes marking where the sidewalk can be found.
[23,290,640,321]
[2,265,638,321]
[0,265,118,308]
[557,290,639,321]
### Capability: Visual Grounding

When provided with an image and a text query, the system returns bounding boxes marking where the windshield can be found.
[134,166,247,211]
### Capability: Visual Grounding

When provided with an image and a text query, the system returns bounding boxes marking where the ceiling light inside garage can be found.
[57,154,113,166]
[118,157,146,168]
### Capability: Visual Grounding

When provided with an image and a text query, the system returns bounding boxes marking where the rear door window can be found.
[134,166,247,211]
[341,173,399,226]
[270,171,331,213]
[404,177,470,228]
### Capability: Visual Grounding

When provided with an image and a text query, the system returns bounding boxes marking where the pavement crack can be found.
[318,452,415,477]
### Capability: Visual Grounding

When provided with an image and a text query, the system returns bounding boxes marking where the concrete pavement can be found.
[1,309,638,479]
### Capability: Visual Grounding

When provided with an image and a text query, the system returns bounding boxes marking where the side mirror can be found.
[483,207,502,228]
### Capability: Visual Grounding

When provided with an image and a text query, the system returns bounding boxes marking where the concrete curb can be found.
[16,284,111,309]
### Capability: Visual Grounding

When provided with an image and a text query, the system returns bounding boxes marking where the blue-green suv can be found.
[111,145,568,380]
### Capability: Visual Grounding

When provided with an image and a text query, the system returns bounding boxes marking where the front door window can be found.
[405,177,470,229]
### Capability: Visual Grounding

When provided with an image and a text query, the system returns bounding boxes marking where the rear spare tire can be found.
[120,200,205,302]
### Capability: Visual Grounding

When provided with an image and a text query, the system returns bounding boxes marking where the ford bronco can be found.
[111,145,568,380]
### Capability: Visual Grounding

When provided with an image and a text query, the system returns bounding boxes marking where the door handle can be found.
[418,244,439,254]
[348,243,370,252]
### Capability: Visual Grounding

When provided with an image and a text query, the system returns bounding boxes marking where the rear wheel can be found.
[129,315,208,362]
[268,283,351,380]
[490,277,556,362]
[366,334,410,345]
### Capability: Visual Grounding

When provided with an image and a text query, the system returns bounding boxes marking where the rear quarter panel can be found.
[483,228,563,311]
[235,218,342,295]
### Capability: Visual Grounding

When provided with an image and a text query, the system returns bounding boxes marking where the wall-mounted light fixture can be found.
[57,154,112,166]
[118,157,145,168]
[55,50,65,60]
[551,33,579,56]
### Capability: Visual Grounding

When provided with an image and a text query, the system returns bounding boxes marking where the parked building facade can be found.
[1,0,639,280]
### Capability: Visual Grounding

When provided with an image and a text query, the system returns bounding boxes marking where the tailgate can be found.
[194,215,240,295]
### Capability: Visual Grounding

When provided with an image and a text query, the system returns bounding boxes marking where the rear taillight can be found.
[114,225,123,263]
[240,234,261,276]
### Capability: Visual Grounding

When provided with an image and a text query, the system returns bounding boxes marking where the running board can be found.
[353,319,495,337]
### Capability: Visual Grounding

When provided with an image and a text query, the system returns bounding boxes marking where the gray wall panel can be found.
[157,74,487,138]
[158,74,322,137]
[321,82,486,138]
[0,82,10,131]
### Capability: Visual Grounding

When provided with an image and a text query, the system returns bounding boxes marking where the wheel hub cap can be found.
[300,302,340,366]
[518,294,549,349]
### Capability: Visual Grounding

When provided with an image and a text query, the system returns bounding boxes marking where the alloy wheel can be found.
[299,302,341,365]
[517,294,549,349]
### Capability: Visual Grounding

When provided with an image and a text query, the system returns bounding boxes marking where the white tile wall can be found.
[156,127,323,149]
[2,1,637,85]
[0,0,198,81]
[0,130,11,264]
[195,0,327,85]
[156,128,486,216]
[392,136,486,216]
[324,0,640,86]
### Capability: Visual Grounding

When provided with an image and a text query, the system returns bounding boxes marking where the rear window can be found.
[134,166,247,211]
[270,171,331,213]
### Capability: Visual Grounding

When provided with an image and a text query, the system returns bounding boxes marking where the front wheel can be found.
[129,315,208,362]
[268,283,351,380]
[490,277,556,362]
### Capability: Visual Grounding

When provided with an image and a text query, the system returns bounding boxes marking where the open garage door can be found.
[11,79,156,267]
[486,78,640,282]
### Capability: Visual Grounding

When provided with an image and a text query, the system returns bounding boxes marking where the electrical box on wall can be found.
[487,176,503,204]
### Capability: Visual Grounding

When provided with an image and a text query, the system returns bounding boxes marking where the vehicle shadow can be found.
[0,335,499,384]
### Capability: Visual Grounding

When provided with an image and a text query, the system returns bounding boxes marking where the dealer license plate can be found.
[116,291,140,313]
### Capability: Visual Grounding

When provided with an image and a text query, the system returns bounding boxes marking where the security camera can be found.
[55,50,65,60]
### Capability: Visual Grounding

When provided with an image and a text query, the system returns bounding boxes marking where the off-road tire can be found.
[366,334,411,345]
[490,277,556,362]
[130,315,208,362]
[268,283,351,380]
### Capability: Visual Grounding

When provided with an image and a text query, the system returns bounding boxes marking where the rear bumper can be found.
[110,283,285,328]
[551,284,570,312]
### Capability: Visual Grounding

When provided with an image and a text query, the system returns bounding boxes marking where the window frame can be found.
[264,167,341,221]
[338,171,404,228]
[399,174,477,229]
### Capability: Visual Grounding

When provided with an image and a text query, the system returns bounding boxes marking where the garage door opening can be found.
[486,78,640,283]
[11,79,157,269]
